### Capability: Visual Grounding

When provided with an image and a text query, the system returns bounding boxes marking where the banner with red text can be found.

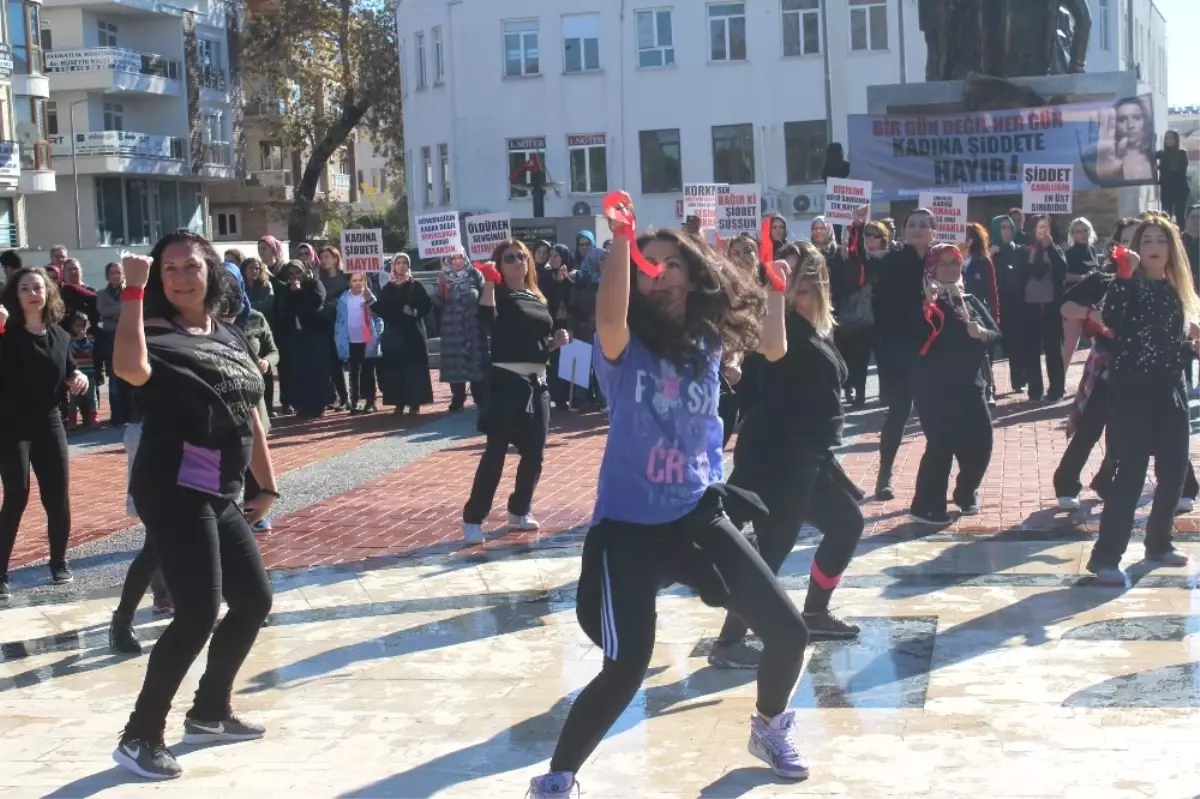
[415,211,462,259]
[682,183,723,230]
[845,94,1157,200]
[716,184,761,237]
[340,228,385,273]
[1022,165,1075,215]
[465,212,512,260]
[917,191,968,243]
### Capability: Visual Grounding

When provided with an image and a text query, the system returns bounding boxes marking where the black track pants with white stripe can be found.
[548,494,808,774]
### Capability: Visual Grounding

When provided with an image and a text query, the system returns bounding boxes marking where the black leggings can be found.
[116,538,170,618]
[834,327,873,401]
[124,484,272,739]
[1090,380,1190,569]
[0,414,71,576]
[346,343,377,406]
[1021,302,1065,399]
[1054,378,1110,498]
[549,493,807,774]
[912,384,993,515]
[719,449,865,641]
[462,369,550,524]
[878,363,914,477]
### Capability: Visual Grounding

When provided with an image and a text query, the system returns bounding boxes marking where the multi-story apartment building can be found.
[25,0,242,249]
[396,0,1170,231]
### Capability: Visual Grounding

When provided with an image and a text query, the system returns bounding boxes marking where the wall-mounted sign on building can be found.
[0,44,13,79]
[0,141,21,179]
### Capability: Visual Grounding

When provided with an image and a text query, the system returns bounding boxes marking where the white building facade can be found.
[396,0,1170,232]
[25,0,241,250]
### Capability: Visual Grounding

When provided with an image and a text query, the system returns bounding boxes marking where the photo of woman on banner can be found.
[1078,96,1156,185]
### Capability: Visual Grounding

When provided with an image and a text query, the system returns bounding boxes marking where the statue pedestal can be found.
[863,70,1154,228]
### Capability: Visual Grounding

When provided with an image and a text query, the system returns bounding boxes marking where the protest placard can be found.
[339,228,384,273]
[1022,165,1074,215]
[716,184,761,238]
[917,191,969,244]
[682,183,723,230]
[557,339,593,389]
[415,211,463,259]
[825,178,872,223]
[464,212,512,261]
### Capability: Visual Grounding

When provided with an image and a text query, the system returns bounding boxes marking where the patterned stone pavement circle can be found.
[3,359,1200,797]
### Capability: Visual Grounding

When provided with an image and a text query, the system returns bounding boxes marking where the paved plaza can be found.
[3,355,1200,797]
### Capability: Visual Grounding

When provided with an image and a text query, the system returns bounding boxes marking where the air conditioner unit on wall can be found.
[789,190,825,215]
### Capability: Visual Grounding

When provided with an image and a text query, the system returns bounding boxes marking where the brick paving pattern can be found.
[7,357,1199,573]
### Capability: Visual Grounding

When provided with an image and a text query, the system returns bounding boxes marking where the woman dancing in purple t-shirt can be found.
[528,197,813,797]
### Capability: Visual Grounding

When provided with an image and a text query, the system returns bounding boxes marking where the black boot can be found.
[110,612,143,655]
[875,465,894,501]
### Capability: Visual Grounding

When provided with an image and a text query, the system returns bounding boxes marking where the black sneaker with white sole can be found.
[112,736,182,780]
[803,610,862,641]
[49,560,73,585]
[908,509,951,525]
[0,575,9,603]
[182,714,267,744]
[707,638,763,669]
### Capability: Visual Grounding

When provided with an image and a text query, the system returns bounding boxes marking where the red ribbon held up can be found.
[474,261,502,285]
[1112,245,1134,280]
[602,191,661,278]
[758,217,786,293]
[919,300,946,356]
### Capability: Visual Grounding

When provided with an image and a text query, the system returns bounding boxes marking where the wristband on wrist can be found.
[259,488,281,499]
[121,286,145,301]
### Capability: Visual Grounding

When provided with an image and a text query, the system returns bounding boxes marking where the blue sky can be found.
[1161,0,1199,106]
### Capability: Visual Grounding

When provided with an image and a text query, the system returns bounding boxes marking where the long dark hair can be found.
[627,229,765,370]
[1,267,66,325]
[145,229,224,318]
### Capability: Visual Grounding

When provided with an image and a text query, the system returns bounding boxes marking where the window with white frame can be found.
[399,39,408,97]
[415,31,427,89]
[432,26,444,82]
[636,9,674,68]
[712,123,754,184]
[438,143,450,204]
[197,38,224,69]
[568,133,607,194]
[782,0,820,56]
[103,102,123,131]
[849,0,887,52]
[97,20,118,47]
[708,3,746,62]
[216,211,239,238]
[421,146,433,207]
[507,136,546,199]
[259,142,285,172]
[503,20,539,77]
[563,13,600,73]
[1098,0,1110,50]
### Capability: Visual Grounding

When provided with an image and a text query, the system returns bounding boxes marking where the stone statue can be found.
[921,0,1092,81]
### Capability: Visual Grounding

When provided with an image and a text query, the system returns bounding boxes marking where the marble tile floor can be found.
[2,538,1200,798]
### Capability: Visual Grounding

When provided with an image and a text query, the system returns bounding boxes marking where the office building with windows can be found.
[396,0,1169,234]
[23,0,241,250]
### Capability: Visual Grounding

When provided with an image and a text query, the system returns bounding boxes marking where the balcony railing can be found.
[199,66,227,91]
[49,131,186,160]
[204,141,233,166]
[244,97,285,117]
[247,169,292,187]
[331,173,351,191]
[44,48,182,80]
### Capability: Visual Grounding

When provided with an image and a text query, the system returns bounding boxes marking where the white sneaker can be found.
[462,522,484,544]
[1057,496,1081,510]
[507,512,540,531]
[1177,497,1195,514]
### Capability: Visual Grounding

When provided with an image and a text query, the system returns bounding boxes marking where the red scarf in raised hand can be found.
[359,293,373,343]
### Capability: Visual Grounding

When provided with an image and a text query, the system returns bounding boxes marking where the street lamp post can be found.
[68,98,88,250]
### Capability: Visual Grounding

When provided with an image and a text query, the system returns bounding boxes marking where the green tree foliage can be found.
[243,0,403,246]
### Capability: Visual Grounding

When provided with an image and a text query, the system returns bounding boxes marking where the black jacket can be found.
[872,245,929,351]
[1017,243,1068,303]
[914,293,1001,390]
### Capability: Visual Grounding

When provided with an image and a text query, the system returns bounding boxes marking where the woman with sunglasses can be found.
[461,240,570,544]
[909,244,1001,525]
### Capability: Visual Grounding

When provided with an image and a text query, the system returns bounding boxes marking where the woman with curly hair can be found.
[528,209,811,798]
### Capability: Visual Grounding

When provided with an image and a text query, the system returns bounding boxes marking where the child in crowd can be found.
[67,311,102,429]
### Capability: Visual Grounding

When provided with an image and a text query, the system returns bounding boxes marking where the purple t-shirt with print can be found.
[592,335,724,525]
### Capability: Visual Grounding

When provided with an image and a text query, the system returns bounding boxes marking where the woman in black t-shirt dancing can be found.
[111,231,279,780]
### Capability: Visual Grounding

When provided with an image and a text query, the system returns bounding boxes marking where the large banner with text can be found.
[845,94,1157,200]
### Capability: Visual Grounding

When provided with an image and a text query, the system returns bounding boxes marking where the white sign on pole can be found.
[824,178,872,223]
[716,184,761,238]
[918,191,969,244]
[415,211,463,259]
[1022,164,1074,215]
[682,183,724,230]
[464,212,512,261]
[557,339,593,389]
[340,228,384,273]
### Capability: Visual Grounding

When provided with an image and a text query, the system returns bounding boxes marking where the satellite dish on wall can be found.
[792,194,812,213]
[572,201,592,216]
